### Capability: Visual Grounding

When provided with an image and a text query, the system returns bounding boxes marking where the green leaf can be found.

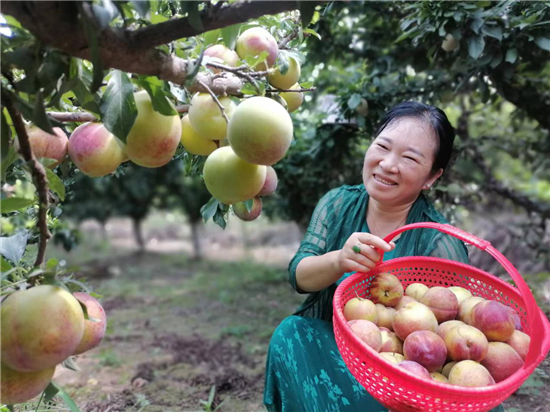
[45,169,66,201]
[481,25,502,41]
[200,197,219,223]
[534,37,550,52]
[43,382,60,404]
[32,91,55,134]
[79,3,104,93]
[220,24,241,50]
[0,197,35,213]
[245,51,268,69]
[186,1,203,31]
[48,382,81,412]
[0,230,28,264]
[1,256,13,272]
[470,17,483,34]
[1,145,19,182]
[131,0,150,18]
[297,1,317,28]
[505,48,518,64]
[347,94,362,109]
[137,76,177,116]
[203,29,221,47]
[213,207,227,229]
[300,81,313,88]
[91,1,120,29]
[1,109,12,161]
[478,75,489,103]
[304,28,322,40]
[244,199,254,213]
[468,36,485,59]
[99,70,137,143]
[73,79,101,114]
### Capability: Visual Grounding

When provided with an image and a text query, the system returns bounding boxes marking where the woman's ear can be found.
[423,168,443,190]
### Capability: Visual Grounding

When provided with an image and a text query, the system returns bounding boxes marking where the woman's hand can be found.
[337,232,395,273]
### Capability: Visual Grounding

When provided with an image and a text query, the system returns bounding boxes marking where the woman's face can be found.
[363,117,443,207]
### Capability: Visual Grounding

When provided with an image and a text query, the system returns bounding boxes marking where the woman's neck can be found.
[367,197,414,238]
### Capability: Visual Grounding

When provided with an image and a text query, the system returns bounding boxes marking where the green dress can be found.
[264,184,504,412]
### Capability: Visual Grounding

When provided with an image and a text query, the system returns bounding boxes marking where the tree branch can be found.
[3,90,52,271]
[45,105,190,123]
[198,81,229,124]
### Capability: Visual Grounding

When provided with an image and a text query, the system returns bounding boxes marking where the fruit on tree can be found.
[72,292,107,355]
[392,301,438,341]
[203,146,266,204]
[188,93,237,141]
[236,27,278,70]
[269,57,301,89]
[25,125,68,167]
[1,285,84,372]
[470,300,516,342]
[403,330,447,372]
[441,34,459,52]
[448,360,495,387]
[180,115,217,156]
[356,98,369,117]
[233,197,262,222]
[405,283,428,301]
[120,90,181,168]
[349,319,382,352]
[420,286,459,323]
[280,84,304,113]
[257,166,278,196]
[204,44,240,73]
[444,325,489,362]
[343,296,378,323]
[369,273,404,307]
[0,362,55,405]
[68,122,125,177]
[228,96,293,166]
[447,286,472,305]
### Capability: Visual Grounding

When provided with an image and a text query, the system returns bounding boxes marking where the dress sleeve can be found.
[428,233,469,264]
[288,189,337,294]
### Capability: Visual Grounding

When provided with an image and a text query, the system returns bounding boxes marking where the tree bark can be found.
[132,217,145,251]
[190,220,202,261]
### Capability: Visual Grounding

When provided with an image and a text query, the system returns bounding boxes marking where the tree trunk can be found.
[100,221,108,242]
[190,220,202,261]
[132,218,145,251]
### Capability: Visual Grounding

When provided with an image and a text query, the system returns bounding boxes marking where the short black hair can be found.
[375,101,456,173]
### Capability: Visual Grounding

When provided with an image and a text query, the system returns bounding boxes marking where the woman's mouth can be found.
[374,174,397,186]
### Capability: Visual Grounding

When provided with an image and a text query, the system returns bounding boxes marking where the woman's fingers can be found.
[357,232,393,251]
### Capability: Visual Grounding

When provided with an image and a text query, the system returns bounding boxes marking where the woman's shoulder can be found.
[323,184,365,200]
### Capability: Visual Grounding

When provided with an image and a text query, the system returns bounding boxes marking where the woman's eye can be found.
[377,144,388,150]
[404,156,417,162]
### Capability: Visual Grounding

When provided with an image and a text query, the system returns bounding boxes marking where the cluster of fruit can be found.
[1,286,107,405]
[343,273,529,387]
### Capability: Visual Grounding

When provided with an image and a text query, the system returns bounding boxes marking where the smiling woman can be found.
[263,102,505,412]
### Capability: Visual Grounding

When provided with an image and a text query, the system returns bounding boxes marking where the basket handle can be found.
[377,222,550,368]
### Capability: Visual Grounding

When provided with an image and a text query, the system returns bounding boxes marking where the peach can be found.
[421,286,459,323]
[369,273,404,307]
[269,57,301,89]
[375,304,396,330]
[506,330,530,361]
[257,166,278,197]
[397,360,432,380]
[403,330,447,372]
[441,361,457,378]
[236,27,278,70]
[1,285,84,372]
[470,300,515,342]
[448,360,495,387]
[188,93,237,141]
[1,362,55,405]
[430,372,448,383]
[233,196,262,221]
[405,283,429,301]
[228,96,293,166]
[121,90,181,168]
[437,320,466,341]
[72,292,107,355]
[204,44,240,72]
[392,301,438,341]
[68,122,125,177]
[448,286,473,305]
[349,320,382,352]
[457,296,484,324]
[445,325,489,362]
[25,125,68,167]
[280,84,304,113]
[180,115,217,156]
[379,352,405,365]
[508,307,523,331]
[395,295,416,311]
[343,296,378,323]
[379,327,403,354]
[480,342,524,383]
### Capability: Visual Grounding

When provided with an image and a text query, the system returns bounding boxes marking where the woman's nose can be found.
[380,156,398,173]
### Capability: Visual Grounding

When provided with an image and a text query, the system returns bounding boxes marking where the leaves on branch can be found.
[45,168,66,201]
[0,230,28,264]
[131,0,151,18]
[137,75,178,116]
[79,3,104,93]
[100,70,137,143]
[221,24,241,50]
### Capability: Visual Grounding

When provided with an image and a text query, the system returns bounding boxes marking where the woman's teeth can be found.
[374,175,397,185]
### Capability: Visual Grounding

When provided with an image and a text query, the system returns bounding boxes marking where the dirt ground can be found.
[20,214,550,411]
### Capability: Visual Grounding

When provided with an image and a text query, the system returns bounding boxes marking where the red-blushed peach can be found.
[375,304,397,330]
[204,44,239,73]
[444,324,489,362]
[349,320,382,352]
[405,283,429,301]
[236,27,278,70]
[379,327,403,354]
[0,362,55,405]
[506,330,530,361]
[392,301,438,341]
[397,360,432,380]
[1,285,84,372]
[437,320,466,341]
[257,166,278,197]
[458,296,484,324]
[420,286,459,323]
[430,372,449,383]
[343,296,378,323]
[480,342,524,383]
[379,352,405,365]
[508,307,523,331]
[403,330,447,372]
[448,360,495,387]
[25,125,68,167]
[447,286,473,305]
[470,300,516,342]
[395,295,416,311]
[233,197,262,222]
[441,361,457,378]
[369,273,404,307]
[72,292,107,355]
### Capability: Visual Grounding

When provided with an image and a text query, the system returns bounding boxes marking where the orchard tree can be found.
[0,0,323,407]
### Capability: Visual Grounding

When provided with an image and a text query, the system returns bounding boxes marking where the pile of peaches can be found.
[344,273,529,387]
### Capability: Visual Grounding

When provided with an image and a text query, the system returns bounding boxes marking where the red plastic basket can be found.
[333,223,550,412]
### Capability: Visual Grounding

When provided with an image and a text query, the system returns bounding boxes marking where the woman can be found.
[264,102,504,412]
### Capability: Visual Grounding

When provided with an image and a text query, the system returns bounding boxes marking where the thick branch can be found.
[3,91,52,270]
[46,105,190,123]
